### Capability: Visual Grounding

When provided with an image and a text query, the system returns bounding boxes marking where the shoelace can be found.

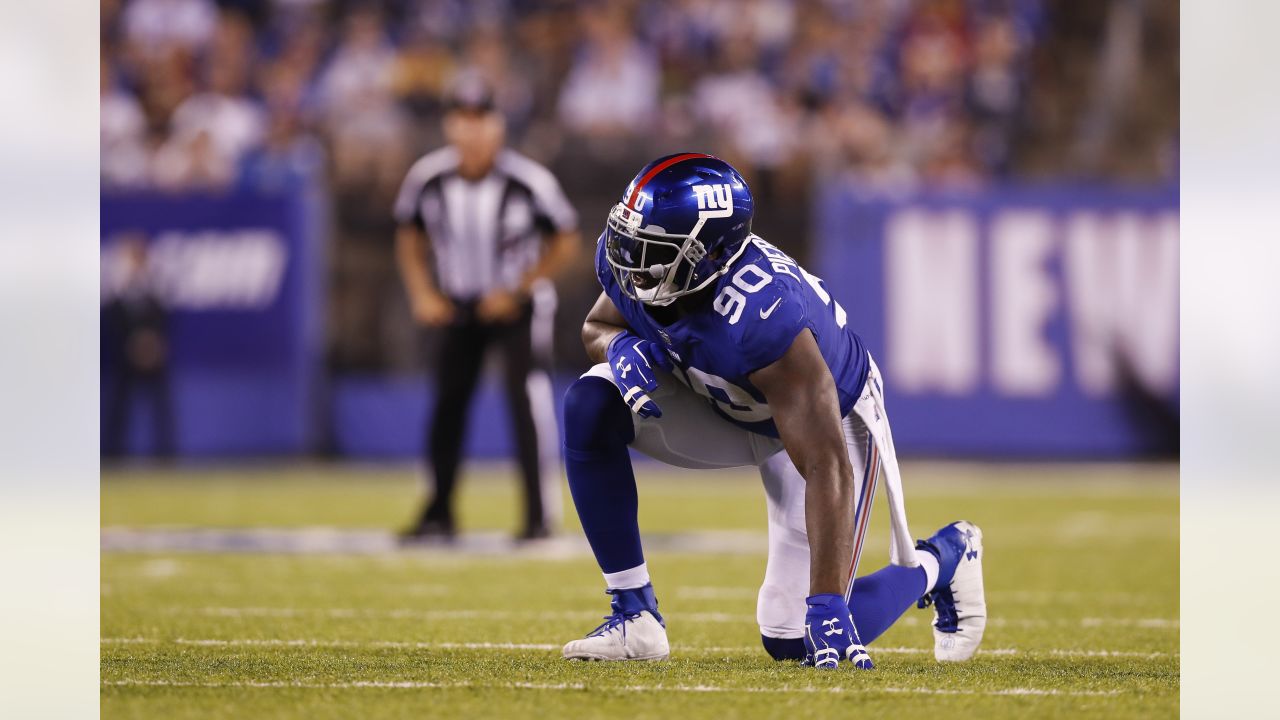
[931,589,962,627]
[919,588,960,632]
[587,611,642,641]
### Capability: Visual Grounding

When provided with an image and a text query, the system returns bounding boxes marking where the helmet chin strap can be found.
[657,235,752,302]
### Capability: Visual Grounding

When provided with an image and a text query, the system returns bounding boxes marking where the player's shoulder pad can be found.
[730,242,810,374]
[393,147,460,223]
[593,232,612,285]
[594,233,635,316]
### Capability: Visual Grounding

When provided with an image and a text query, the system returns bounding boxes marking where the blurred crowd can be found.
[101,0,1179,370]
[102,0,1179,192]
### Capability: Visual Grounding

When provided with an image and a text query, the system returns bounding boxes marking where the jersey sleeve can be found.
[735,274,809,375]
[392,149,455,227]
[392,155,437,227]
[503,151,578,233]
[528,167,578,233]
[392,165,425,227]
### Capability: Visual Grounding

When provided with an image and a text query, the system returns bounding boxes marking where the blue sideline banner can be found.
[815,185,1178,457]
[101,185,324,456]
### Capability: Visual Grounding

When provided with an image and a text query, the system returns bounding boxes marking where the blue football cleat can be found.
[917,521,987,661]
[802,593,874,670]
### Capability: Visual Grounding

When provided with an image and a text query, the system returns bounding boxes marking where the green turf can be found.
[102,462,1178,718]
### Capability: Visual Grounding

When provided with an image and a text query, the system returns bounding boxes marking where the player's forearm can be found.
[778,397,857,595]
[749,331,857,597]
[582,321,626,364]
[802,459,857,596]
[582,292,632,363]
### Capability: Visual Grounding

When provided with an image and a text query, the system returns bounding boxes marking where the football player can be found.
[559,154,987,668]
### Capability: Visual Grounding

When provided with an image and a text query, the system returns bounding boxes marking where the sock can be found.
[846,563,930,645]
[761,635,806,661]
[610,582,663,624]
[916,548,940,592]
[562,376,644,574]
[916,523,967,589]
[603,563,650,590]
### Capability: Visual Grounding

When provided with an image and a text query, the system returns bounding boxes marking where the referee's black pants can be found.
[419,301,556,534]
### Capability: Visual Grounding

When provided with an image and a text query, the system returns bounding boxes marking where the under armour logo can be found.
[616,359,631,379]
[822,618,843,637]
[963,529,978,560]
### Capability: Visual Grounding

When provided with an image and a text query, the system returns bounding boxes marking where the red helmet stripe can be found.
[626,153,715,209]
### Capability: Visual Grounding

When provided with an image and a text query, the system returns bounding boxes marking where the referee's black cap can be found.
[445,70,496,114]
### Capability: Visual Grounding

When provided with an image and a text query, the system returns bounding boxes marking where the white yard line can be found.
[100,528,773,556]
[675,588,1166,604]
[100,521,1177,558]
[101,677,1123,697]
[106,579,1164,606]
[675,586,760,599]
[987,590,1165,604]
[100,636,1177,659]
[1082,617,1180,629]
[163,606,1178,629]
[174,606,754,623]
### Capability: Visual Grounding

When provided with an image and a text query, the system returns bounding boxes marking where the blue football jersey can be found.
[596,234,870,438]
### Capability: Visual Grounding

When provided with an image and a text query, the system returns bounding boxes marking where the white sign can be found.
[884,207,1178,398]
[101,229,288,311]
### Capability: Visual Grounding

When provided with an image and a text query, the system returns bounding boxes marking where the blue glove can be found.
[804,593,874,670]
[606,331,672,419]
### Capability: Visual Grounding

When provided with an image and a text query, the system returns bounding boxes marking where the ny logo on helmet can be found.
[691,184,733,211]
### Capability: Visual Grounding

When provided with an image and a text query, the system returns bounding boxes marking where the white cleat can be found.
[562,610,670,661]
[920,521,987,662]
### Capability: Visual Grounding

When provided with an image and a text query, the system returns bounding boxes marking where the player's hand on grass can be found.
[804,594,874,670]
[606,331,671,419]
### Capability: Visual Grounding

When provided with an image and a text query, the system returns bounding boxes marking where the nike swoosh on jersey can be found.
[759,298,782,319]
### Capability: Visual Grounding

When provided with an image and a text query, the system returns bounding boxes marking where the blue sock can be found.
[562,377,644,574]
[761,635,806,661]
[847,563,930,645]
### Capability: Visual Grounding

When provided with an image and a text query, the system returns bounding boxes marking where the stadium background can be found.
[100,0,1178,462]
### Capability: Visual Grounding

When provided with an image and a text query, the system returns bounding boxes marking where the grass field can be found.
[101,462,1178,719]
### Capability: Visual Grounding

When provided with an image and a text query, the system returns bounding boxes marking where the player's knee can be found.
[761,634,806,661]
[563,376,634,451]
[757,581,807,641]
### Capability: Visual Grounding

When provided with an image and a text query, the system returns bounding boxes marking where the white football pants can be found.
[582,353,916,639]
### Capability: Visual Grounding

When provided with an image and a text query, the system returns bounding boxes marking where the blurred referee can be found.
[393,73,580,542]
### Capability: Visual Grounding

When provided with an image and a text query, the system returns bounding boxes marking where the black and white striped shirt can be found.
[393,147,578,300]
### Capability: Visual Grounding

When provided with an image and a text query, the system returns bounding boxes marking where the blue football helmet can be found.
[604,153,754,305]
